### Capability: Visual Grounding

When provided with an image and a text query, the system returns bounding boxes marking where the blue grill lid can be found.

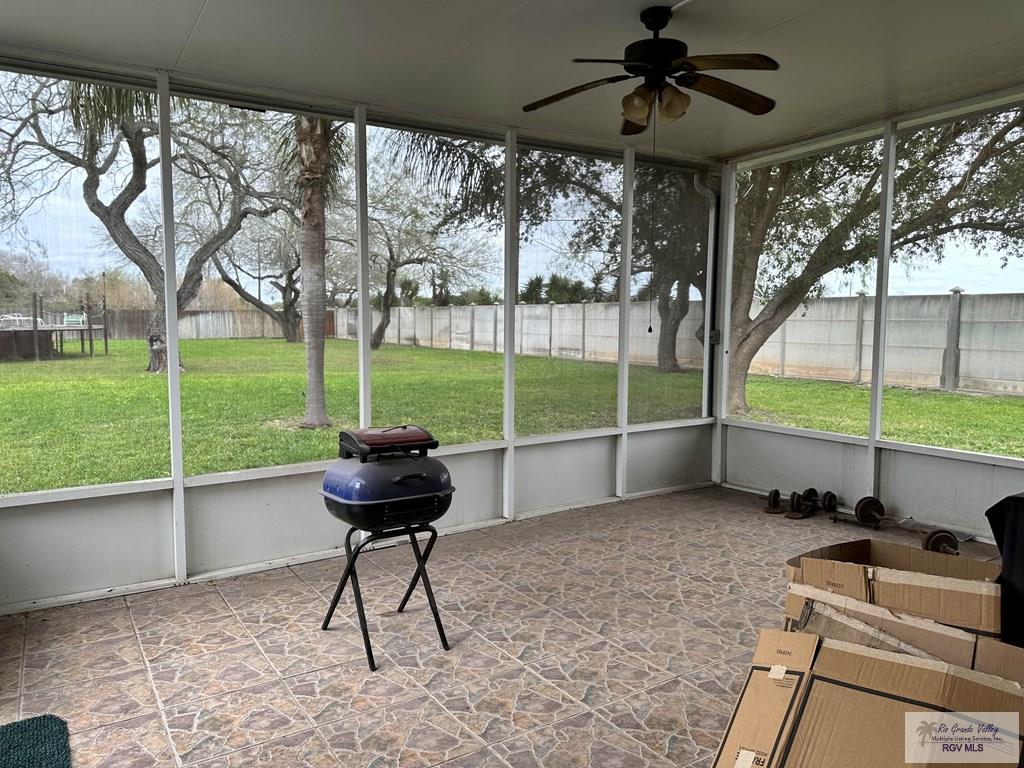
[321,454,453,506]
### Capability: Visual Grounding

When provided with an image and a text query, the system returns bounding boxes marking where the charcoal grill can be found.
[320,425,453,670]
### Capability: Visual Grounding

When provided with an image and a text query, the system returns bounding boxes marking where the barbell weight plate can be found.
[767,489,781,509]
[854,496,885,528]
[822,491,838,515]
[923,529,960,555]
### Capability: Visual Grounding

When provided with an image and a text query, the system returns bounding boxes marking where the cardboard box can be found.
[785,539,1001,634]
[781,639,1024,767]
[712,629,819,768]
[784,583,977,668]
[786,584,1024,687]
[975,635,1024,687]
[717,631,1024,768]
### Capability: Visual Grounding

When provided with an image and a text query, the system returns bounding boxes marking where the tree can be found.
[0,267,23,304]
[546,273,589,304]
[630,165,709,372]
[728,107,1024,413]
[519,275,545,304]
[211,216,303,341]
[400,111,1024,407]
[288,115,338,426]
[335,134,494,350]
[70,267,153,309]
[453,286,501,306]
[0,74,289,371]
[0,247,64,302]
[398,277,420,306]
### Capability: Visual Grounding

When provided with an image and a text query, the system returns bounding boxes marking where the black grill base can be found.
[320,523,449,671]
[323,494,451,533]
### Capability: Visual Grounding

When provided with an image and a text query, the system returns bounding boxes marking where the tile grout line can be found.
[201,580,321,765]
[123,585,312,766]
[193,577,454,765]
[126,595,184,768]
[17,613,26,722]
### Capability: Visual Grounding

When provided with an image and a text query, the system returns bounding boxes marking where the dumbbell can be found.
[785,487,821,520]
[761,488,784,514]
[782,487,823,524]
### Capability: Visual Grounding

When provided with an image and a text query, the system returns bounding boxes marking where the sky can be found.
[8,175,1022,301]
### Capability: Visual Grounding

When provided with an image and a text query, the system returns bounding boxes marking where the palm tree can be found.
[916,720,938,746]
[283,116,349,426]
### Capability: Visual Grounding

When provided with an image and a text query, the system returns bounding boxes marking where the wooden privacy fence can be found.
[104,309,334,340]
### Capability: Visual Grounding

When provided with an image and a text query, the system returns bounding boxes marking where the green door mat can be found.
[0,715,71,768]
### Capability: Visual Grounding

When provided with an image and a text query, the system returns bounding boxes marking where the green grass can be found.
[0,339,702,493]
[743,374,1024,458]
[2,339,1022,494]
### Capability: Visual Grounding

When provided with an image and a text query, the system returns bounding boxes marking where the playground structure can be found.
[0,292,107,361]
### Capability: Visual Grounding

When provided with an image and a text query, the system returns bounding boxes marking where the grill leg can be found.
[396,529,438,613]
[322,528,377,671]
[322,528,359,631]
[408,528,449,651]
[348,565,376,671]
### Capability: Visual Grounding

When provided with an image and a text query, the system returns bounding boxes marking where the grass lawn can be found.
[0,338,702,493]
[743,374,1024,457]
[2,339,1022,494]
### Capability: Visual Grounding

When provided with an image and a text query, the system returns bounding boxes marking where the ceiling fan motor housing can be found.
[639,5,674,32]
[623,39,688,77]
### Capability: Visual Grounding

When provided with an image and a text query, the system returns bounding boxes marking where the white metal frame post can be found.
[615,148,635,497]
[867,122,897,497]
[354,106,372,427]
[157,71,187,583]
[712,162,737,484]
[502,129,519,520]
[694,173,718,420]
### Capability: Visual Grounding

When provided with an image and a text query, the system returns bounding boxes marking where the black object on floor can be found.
[985,493,1024,648]
[0,715,71,768]
[320,426,454,670]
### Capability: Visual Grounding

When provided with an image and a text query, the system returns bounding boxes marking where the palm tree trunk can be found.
[296,116,331,427]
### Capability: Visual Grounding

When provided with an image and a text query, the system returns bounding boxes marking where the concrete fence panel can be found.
[884,294,949,389]
[94,293,1024,396]
[959,293,1024,394]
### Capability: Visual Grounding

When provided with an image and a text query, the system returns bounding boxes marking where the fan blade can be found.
[675,73,775,115]
[523,74,636,112]
[573,58,653,68]
[671,53,779,72]
[620,118,648,136]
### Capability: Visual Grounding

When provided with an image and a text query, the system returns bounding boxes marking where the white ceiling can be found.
[2,0,1024,160]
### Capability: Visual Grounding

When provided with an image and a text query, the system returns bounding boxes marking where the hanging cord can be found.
[647,93,657,334]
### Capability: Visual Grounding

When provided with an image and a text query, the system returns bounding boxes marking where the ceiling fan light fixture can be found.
[621,85,654,125]
[658,84,690,122]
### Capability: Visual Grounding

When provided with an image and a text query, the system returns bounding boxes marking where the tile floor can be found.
[0,487,999,767]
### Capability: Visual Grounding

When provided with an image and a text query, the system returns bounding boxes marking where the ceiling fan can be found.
[522,5,778,136]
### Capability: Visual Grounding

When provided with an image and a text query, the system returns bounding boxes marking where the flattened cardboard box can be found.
[975,635,1024,687]
[780,639,1024,767]
[711,629,819,768]
[785,538,1001,634]
[784,583,977,668]
[717,631,1024,768]
[786,584,1024,688]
